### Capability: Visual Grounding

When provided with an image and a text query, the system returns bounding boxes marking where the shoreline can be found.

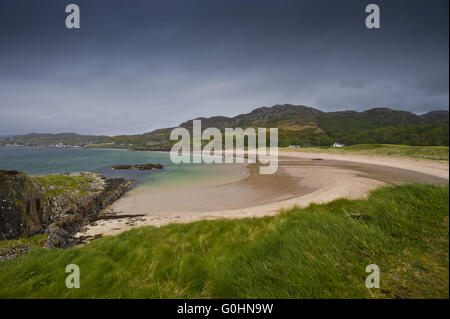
[75,152,449,239]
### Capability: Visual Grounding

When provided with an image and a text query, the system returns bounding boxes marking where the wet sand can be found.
[75,152,448,239]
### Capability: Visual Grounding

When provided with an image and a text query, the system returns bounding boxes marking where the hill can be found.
[420,110,450,125]
[1,105,448,148]
[0,133,108,147]
[156,105,449,147]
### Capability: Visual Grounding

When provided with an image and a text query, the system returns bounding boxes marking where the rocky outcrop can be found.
[0,170,42,240]
[0,170,133,247]
[0,245,30,261]
[111,163,164,170]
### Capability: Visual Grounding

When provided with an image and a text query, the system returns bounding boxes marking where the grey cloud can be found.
[0,0,448,135]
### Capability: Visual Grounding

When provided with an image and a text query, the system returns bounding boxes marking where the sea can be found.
[0,147,244,188]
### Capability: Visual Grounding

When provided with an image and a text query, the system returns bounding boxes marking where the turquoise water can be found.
[0,147,243,188]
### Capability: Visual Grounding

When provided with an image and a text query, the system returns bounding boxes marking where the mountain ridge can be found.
[1,105,448,147]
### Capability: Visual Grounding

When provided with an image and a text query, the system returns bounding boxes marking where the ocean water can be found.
[0,147,245,188]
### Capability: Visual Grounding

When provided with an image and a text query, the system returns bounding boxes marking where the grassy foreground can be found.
[281,144,449,161]
[0,184,448,298]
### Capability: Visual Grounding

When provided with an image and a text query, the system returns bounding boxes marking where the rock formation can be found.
[111,163,164,170]
[0,170,133,247]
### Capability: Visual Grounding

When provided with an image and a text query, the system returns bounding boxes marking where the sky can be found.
[0,0,448,136]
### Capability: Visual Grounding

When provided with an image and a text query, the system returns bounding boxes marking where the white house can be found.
[332,142,344,147]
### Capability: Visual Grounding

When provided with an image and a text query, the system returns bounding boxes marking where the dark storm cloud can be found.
[0,0,448,135]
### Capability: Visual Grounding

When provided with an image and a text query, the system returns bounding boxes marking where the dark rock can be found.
[0,170,133,248]
[111,163,164,170]
[0,245,30,261]
[0,170,43,240]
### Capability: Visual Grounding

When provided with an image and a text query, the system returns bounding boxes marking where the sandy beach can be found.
[75,152,449,239]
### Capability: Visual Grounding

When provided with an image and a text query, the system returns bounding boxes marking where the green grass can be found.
[31,175,93,196]
[0,184,448,298]
[281,144,449,161]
